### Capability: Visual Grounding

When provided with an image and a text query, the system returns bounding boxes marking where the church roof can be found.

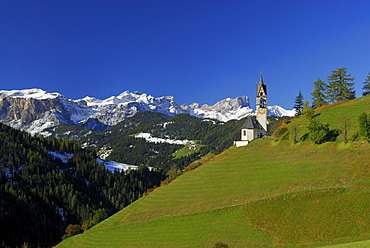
[241,116,259,129]
[256,73,267,96]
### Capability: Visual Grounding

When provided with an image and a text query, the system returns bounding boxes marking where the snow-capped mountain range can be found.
[0,88,295,135]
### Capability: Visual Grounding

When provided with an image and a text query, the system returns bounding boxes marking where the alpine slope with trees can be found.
[277,93,370,145]
[291,67,368,113]
[0,110,284,247]
[0,123,165,247]
[0,109,287,247]
[309,67,363,109]
[3,66,368,247]
[289,67,370,145]
[56,92,370,248]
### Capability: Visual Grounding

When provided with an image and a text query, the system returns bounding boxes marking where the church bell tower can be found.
[234,73,268,147]
[256,73,267,135]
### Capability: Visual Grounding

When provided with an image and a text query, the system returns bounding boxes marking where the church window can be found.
[243,130,247,136]
[260,98,265,107]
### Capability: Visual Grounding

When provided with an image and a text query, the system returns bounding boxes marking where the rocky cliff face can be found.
[0,89,93,134]
[0,89,294,135]
[181,96,253,122]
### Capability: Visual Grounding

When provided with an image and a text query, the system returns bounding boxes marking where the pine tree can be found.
[363,72,370,96]
[294,90,304,116]
[326,67,356,103]
[358,112,370,143]
[311,78,327,108]
[303,101,314,120]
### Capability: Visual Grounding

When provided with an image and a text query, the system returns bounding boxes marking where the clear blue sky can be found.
[1,0,369,109]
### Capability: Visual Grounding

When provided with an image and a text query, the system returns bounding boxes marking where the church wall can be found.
[235,140,249,147]
[241,128,258,141]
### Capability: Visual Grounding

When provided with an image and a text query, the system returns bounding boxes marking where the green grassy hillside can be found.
[57,96,370,248]
[275,94,370,141]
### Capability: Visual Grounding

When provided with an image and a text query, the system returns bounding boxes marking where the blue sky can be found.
[1,0,369,109]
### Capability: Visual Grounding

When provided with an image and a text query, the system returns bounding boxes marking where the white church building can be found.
[235,74,268,147]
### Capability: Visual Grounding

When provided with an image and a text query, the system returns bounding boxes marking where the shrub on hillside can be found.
[307,118,330,144]
[185,161,202,172]
[213,242,229,248]
[61,224,82,240]
[274,127,288,139]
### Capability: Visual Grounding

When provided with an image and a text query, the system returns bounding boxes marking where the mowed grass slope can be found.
[58,136,370,247]
[57,96,370,247]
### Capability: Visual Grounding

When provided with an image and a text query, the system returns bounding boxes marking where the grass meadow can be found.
[172,145,201,159]
[58,96,370,247]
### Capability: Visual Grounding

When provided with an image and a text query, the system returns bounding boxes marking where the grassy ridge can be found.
[276,94,370,141]
[58,135,370,247]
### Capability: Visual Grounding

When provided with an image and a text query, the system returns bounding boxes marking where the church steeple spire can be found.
[256,73,267,134]
[258,73,264,85]
[256,73,267,97]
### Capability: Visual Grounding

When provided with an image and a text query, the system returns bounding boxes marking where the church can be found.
[235,74,268,147]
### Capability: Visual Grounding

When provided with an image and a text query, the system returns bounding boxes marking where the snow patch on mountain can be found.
[135,133,195,145]
[96,158,153,172]
[162,121,174,129]
[96,159,138,172]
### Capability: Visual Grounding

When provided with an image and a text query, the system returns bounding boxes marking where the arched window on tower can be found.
[260,98,266,108]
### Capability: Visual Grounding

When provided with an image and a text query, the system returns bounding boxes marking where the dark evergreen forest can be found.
[0,123,165,247]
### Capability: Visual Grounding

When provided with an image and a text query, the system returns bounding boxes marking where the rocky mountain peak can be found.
[0,88,63,100]
[200,96,250,111]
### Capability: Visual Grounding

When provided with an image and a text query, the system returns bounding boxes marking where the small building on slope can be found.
[235,73,268,147]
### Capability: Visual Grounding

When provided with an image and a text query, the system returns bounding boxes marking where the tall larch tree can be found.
[326,67,356,103]
[363,72,370,96]
[311,78,327,109]
[294,90,304,116]
[358,112,370,143]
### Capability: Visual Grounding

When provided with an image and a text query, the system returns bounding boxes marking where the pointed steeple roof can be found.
[256,73,267,96]
[258,73,264,85]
